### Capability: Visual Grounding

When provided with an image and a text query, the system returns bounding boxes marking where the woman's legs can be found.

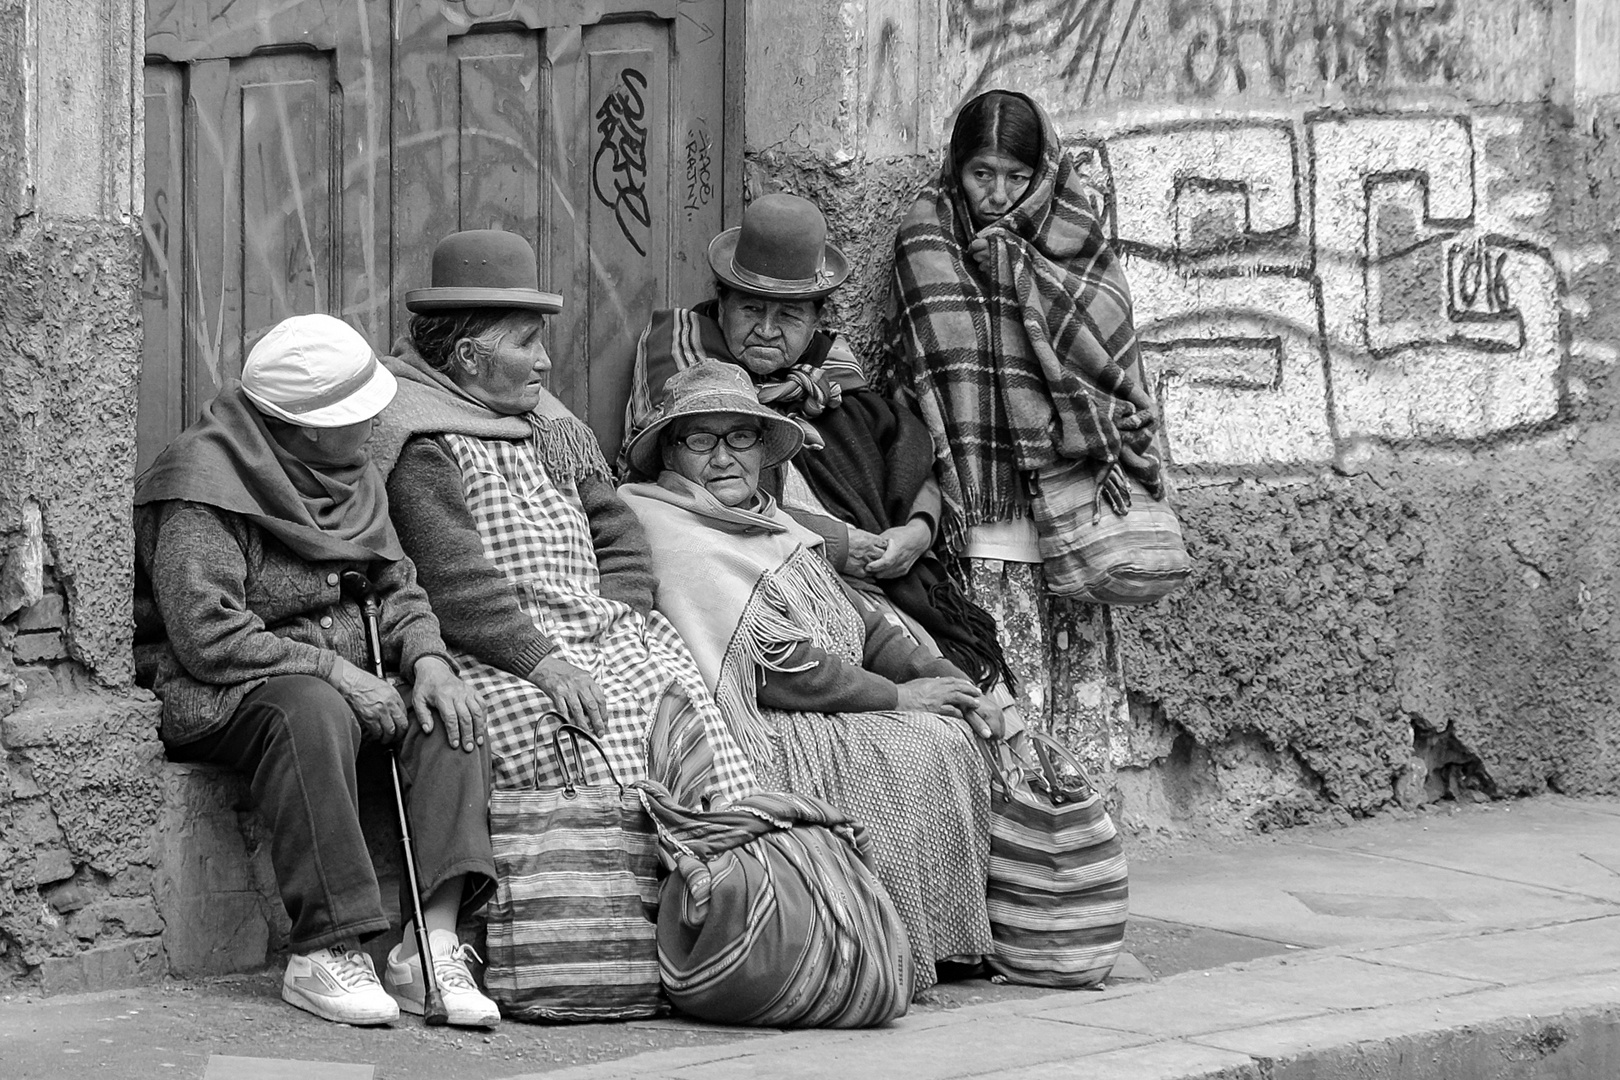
[170,674,390,952]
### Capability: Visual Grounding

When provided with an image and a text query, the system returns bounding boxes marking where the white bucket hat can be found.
[241,313,397,427]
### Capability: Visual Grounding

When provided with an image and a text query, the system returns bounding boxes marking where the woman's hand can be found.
[865,518,932,580]
[896,675,981,717]
[963,697,1006,742]
[410,655,486,751]
[328,655,409,744]
[967,235,993,271]
[527,654,609,733]
[1093,461,1132,522]
[845,527,889,580]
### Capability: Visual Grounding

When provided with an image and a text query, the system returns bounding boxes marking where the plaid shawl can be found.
[623,302,1011,688]
[888,91,1162,545]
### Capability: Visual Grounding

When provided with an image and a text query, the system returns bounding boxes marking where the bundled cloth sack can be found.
[635,780,914,1027]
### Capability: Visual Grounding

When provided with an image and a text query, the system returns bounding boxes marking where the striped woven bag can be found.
[980,731,1129,988]
[1027,460,1191,605]
[484,721,666,1022]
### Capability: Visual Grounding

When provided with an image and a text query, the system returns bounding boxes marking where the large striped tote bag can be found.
[635,780,914,1028]
[980,731,1129,988]
[484,722,666,1022]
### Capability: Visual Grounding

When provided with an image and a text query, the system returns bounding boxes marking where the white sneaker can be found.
[281,944,400,1026]
[384,928,501,1027]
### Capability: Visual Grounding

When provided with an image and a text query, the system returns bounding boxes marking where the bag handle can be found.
[971,729,1099,807]
[1026,730,1098,805]
[532,715,625,797]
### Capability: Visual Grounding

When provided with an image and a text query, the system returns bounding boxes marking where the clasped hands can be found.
[846,518,932,580]
[328,654,485,752]
[896,675,1005,742]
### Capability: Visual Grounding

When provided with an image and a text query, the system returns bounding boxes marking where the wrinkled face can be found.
[716,292,820,376]
[959,150,1034,227]
[270,417,375,469]
[662,412,766,508]
[455,312,552,415]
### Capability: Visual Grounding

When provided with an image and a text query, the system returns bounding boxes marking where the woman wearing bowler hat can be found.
[134,314,499,1028]
[620,194,1015,704]
[370,230,757,814]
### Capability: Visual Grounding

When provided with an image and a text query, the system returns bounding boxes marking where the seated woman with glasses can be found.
[619,359,1004,995]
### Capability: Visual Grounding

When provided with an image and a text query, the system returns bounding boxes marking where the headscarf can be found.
[134,383,402,563]
[888,89,1163,546]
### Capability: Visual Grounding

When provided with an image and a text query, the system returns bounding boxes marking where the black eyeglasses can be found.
[675,428,763,454]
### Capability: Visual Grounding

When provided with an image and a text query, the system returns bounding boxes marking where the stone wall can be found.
[743,0,1620,836]
[0,0,170,991]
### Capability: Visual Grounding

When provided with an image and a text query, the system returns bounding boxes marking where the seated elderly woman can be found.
[619,360,1002,992]
[134,314,497,1028]
[370,229,754,811]
[620,194,1012,695]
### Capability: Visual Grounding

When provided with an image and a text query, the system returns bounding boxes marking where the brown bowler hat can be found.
[405,229,564,313]
[707,194,850,302]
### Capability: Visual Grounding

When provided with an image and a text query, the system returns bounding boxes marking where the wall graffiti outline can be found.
[592,66,651,257]
[1092,108,1563,466]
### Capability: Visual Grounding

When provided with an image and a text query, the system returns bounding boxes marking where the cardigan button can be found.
[326,572,339,586]
[319,615,334,629]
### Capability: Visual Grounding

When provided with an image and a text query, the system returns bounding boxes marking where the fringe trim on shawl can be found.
[526,412,612,486]
[713,546,866,769]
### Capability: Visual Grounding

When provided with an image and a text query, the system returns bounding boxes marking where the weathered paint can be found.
[746,0,1620,835]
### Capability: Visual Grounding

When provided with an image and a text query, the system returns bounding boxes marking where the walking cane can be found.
[339,570,449,1027]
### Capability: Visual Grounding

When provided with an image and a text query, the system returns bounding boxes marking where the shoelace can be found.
[322,946,382,990]
[431,943,484,993]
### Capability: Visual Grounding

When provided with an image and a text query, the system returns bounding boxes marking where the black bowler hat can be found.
[707,194,850,302]
[405,229,564,314]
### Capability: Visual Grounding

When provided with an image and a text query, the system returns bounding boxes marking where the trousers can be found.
[169,674,496,953]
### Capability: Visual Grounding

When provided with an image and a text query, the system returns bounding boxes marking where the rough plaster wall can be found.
[746,0,1620,835]
[0,225,143,686]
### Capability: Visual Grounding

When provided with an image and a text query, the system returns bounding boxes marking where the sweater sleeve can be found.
[848,583,965,684]
[147,502,335,685]
[907,475,943,541]
[752,581,964,713]
[576,472,656,615]
[388,436,555,677]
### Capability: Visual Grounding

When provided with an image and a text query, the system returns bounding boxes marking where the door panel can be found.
[580,21,670,452]
[138,64,186,473]
[144,0,733,462]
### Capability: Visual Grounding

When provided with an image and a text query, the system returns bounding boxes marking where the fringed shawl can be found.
[619,475,866,766]
[371,343,611,486]
[888,90,1163,548]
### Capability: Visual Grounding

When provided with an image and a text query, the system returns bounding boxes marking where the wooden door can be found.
[391,0,737,455]
[141,0,739,469]
[141,0,391,472]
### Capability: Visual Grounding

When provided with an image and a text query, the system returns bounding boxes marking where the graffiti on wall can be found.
[956,0,1139,101]
[954,0,1467,103]
[1089,112,1561,466]
[592,67,651,256]
[1168,0,1462,98]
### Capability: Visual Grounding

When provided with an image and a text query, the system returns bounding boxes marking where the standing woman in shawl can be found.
[133,314,500,1028]
[887,90,1164,724]
[371,230,756,814]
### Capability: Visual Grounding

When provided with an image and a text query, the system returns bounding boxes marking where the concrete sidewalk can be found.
[4,795,1619,1079]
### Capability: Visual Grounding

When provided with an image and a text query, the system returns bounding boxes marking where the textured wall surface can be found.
[745,0,1620,836]
[0,0,165,990]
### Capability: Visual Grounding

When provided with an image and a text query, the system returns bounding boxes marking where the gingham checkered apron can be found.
[441,434,755,805]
